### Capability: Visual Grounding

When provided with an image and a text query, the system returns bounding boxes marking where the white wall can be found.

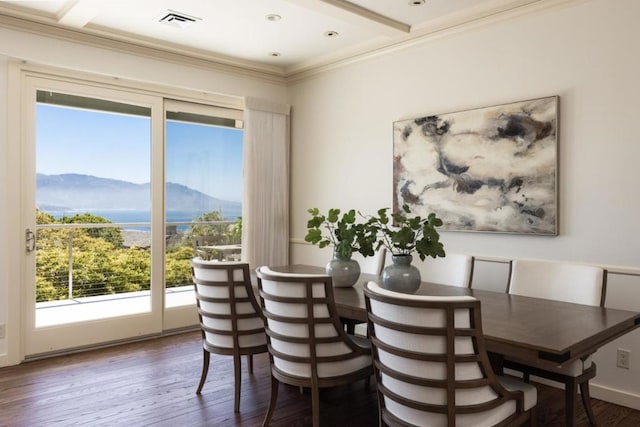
[1,0,639,409]
[0,27,287,365]
[288,0,640,408]
[0,54,8,358]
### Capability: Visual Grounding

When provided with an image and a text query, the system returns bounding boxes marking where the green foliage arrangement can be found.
[305,208,375,259]
[361,204,446,261]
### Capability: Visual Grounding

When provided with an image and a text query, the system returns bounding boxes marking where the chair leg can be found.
[233,354,242,413]
[311,385,320,427]
[341,317,356,334]
[196,349,210,394]
[248,354,254,374]
[565,378,578,427]
[580,380,598,426]
[262,375,279,427]
[529,405,537,427]
[378,397,385,427]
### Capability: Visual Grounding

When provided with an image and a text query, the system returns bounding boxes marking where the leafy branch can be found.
[360,204,445,261]
[305,208,374,259]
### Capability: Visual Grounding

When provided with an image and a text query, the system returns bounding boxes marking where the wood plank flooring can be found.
[1,331,639,426]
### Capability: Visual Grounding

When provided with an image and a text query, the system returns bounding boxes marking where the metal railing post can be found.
[68,230,73,300]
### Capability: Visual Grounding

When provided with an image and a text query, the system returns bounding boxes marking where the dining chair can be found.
[354,247,388,276]
[364,281,537,427]
[190,258,268,413]
[354,252,473,337]
[414,252,475,288]
[255,266,374,427]
[506,258,606,426]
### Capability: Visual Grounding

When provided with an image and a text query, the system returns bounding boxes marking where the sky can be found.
[36,104,243,202]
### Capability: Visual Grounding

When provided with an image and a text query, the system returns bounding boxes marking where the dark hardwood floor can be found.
[1,331,639,426]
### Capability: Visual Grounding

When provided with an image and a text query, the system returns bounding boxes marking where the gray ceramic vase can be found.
[381,254,421,294]
[326,253,361,288]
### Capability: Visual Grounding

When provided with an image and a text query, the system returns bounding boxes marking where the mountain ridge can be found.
[36,173,240,212]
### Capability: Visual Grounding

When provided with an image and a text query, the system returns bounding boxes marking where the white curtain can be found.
[241,97,291,268]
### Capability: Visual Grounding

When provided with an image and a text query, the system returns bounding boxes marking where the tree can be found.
[182,210,242,261]
[229,216,242,244]
[165,246,194,288]
[184,210,231,246]
[60,213,124,247]
[35,211,138,301]
[34,210,238,302]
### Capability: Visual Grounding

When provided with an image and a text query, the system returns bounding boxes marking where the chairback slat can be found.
[255,265,375,427]
[190,259,268,410]
[190,259,267,353]
[364,281,534,427]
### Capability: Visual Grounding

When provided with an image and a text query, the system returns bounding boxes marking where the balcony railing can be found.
[35,220,239,303]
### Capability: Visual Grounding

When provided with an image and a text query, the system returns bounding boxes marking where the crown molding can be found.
[283,0,588,82]
[0,12,288,85]
[0,0,588,86]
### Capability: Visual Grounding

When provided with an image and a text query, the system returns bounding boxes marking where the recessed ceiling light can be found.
[409,0,425,5]
[265,14,282,21]
[324,30,339,38]
[268,52,281,57]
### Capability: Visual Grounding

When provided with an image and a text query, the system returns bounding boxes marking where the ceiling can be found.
[0,0,543,77]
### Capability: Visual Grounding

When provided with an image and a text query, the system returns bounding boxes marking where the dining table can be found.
[268,265,640,405]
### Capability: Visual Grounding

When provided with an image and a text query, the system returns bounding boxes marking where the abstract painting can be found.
[393,96,558,235]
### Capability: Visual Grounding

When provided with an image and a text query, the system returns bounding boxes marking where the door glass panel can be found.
[164,106,243,310]
[35,91,152,326]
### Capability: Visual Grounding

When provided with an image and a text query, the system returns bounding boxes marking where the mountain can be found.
[36,173,241,212]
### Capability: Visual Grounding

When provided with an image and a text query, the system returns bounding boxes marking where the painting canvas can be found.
[393,96,558,235]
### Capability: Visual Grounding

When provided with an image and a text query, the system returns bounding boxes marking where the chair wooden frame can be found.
[364,282,536,427]
[342,248,388,335]
[256,267,373,427]
[191,259,267,413]
[505,259,607,426]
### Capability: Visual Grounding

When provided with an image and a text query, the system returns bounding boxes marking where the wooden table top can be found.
[268,265,640,368]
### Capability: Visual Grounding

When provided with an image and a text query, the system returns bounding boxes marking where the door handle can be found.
[25,228,36,253]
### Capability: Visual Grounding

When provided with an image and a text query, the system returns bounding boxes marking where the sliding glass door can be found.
[22,74,243,357]
[163,100,244,330]
[23,76,164,356]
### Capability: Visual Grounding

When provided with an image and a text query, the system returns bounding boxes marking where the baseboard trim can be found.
[503,369,640,411]
[591,383,640,411]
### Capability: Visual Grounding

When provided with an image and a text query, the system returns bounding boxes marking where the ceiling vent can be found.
[159,10,200,29]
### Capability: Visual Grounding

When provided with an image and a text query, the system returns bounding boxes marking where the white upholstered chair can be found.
[414,252,475,288]
[364,281,537,427]
[353,247,388,276]
[506,259,606,426]
[256,266,374,427]
[190,259,267,413]
[355,252,474,336]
